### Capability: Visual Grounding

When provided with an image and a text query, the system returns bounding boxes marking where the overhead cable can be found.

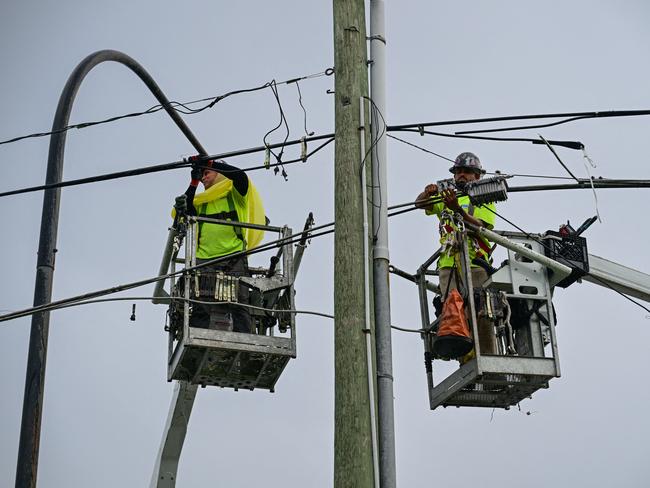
[4,179,650,322]
[0,136,335,198]
[25,295,335,321]
[388,109,650,133]
[0,68,334,147]
[393,127,585,150]
[455,110,650,135]
[537,134,580,181]
[0,223,336,324]
[387,134,455,163]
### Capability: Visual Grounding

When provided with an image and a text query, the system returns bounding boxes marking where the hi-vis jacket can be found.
[425,195,496,268]
[173,175,265,259]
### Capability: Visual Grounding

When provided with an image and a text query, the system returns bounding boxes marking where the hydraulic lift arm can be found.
[149,381,197,488]
[584,254,650,303]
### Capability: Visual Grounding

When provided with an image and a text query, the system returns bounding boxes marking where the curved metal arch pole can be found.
[16,49,207,488]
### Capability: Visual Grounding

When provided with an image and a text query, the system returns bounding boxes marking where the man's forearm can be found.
[210,161,249,195]
[415,190,434,210]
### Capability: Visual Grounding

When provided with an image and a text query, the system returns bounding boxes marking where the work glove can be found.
[190,165,202,181]
[424,183,439,196]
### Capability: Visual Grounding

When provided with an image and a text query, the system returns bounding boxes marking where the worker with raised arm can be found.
[416,151,498,355]
[179,157,265,333]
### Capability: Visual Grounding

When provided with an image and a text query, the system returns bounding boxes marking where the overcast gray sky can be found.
[1,1,649,487]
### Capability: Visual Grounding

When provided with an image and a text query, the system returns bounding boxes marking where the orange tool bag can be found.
[432,269,474,359]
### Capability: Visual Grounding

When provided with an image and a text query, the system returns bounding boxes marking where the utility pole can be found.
[369,1,397,487]
[333,1,376,487]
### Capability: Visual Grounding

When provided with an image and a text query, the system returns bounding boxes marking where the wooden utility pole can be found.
[333,1,375,487]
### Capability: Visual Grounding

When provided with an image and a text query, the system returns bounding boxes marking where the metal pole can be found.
[360,98,381,488]
[370,1,396,487]
[16,49,207,488]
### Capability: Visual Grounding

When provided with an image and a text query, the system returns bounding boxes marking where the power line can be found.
[455,111,650,135]
[6,107,650,198]
[0,136,335,198]
[4,181,650,322]
[386,134,454,163]
[21,295,335,321]
[0,68,334,147]
[388,109,650,133]
[537,134,580,182]
[385,134,592,181]
[508,179,650,193]
[393,127,585,150]
[0,223,336,324]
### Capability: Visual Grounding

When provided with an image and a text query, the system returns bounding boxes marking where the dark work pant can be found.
[190,256,252,333]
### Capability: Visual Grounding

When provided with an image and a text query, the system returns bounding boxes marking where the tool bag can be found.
[432,267,474,359]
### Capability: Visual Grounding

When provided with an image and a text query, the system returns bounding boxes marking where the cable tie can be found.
[418,125,424,136]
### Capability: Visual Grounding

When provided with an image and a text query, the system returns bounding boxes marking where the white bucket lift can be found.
[153,213,313,392]
[149,212,312,487]
[392,220,582,409]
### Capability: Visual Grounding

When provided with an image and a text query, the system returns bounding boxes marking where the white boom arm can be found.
[472,224,650,303]
[585,254,650,303]
[150,381,198,488]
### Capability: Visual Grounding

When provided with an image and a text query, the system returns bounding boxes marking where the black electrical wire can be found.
[455,111,650,135]
[0,68,333,147]
[294,80,314,137]
[537,134,580,181]
[0,136,335,199]
[386,134,588,182]
[0,160,187,198]
[0,223,336,324]
[487,172,574,181]
[361,96,387,212]
[5,180,650,322]
[394,127,585,150]
[386,177,650,219]
[388,109,650,132]
[14,295,335,321]
[263,80,291,179]
[387,134,455,163]
[508,179,650,193]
